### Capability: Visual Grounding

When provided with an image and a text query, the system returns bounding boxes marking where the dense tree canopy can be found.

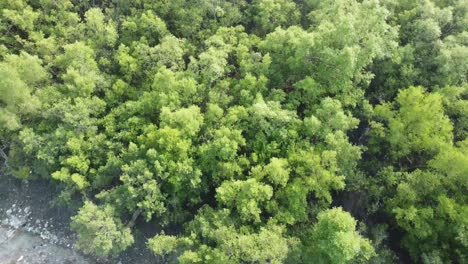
[0,0,466,263]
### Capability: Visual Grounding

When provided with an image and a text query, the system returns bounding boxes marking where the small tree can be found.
[71,201,134,257]
[307,207,375,263]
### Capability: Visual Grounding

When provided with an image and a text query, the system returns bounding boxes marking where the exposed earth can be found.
[0,174,160,264]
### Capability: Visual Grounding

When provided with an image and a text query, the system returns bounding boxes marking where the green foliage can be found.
[249,0,300,35]
[199,127,246,183]
[0,52,45,130]
[386,142,468,262]
[437,85,468,140]
[82,8,117,49]
[118,159,166,221]
[305,207,376,264]
[1,0,466,262]
[147,234,182,257]
[175,206,293,263]
[371,86,453,160]
[267,147,346,225]
[369,0,468,100]
[120,10,167,46]
[70,201,134,256]
[252,157,290,187]
[367,86,467,263]
[261,0,396,107]
[55,41,103,97]
[216,179,273,222]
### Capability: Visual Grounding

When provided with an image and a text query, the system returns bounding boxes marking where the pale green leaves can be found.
[119,160,166,221]
[373,86,453,158]
[304,98,359,138]
[160,106,204,138]
[216,224,290,264]
[216,178,273,222]
[261,0,396,107]
[147,234,179,257]
[250,0,300,35]
[2,1,39,32]
[151,68,202,109]
[252,157,290,187]
[177,206,292,263]
[308,207,376,264]
[309,0,397,65]
[121,10,168,46]
[55,42,102,97]
[199,127,246,182]
[0,52,45,130]
[82,8,118,48]
[71,201,134,257]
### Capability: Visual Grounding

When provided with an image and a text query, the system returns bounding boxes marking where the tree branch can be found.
[0,143,10,170]
[126,207,143,228]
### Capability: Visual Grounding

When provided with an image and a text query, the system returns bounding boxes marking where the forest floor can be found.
[0,174,159,264]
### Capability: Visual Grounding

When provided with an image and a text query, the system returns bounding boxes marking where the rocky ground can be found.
[0,174,160,264]
[0,173,93,264]
[0,226,90,264]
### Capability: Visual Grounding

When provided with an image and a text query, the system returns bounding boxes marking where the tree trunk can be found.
[0,144,10,169]
[126,207,143,228]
